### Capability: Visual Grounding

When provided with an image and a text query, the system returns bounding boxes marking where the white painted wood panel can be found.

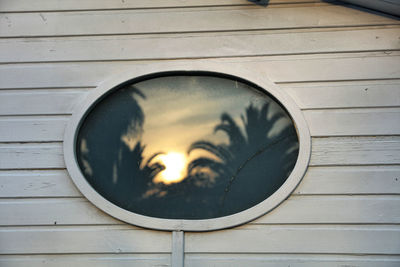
[185,225,400,254]
[1,166,399,198]
[172,231,184,267]
[1,5,398,38]
[0,0,324,12]
[0,116,68,142]
[2,137,399,169]
[1,196,399,226]
[0,254,171,267]
[0,198,120,226]
[0,89,88,115]
[0,225,171,254]
[1,80,399,115]
[0,143,64,169]
[1,254,399,267]
[303,108,400,136]
[282,80,400,109]
[1,109,398,142]
[0,0,322,12]
[0,0,399,264]
[185,254,400,267]
[1,225,398,255]
[310,136,400,166]
[0,170,81,197]
[0,52,399,89]
[254,195,400,224]
[1,27,399,63]
[295,166,400,195]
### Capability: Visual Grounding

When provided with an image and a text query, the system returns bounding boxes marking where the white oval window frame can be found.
[64,62,311,231]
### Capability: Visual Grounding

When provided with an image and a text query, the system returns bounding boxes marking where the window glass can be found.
[76,74,299,219]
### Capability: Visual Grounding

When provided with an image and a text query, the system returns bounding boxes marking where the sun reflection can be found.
[154,152,187,184]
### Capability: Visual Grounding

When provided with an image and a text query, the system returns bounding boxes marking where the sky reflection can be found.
[76,74,299,219]
[133,76,291,183]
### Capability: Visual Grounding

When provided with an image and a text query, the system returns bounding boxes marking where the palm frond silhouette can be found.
[77,85,167,210]
[187,102,298,215]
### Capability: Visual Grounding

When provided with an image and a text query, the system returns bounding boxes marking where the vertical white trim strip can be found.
[172,231,185,267]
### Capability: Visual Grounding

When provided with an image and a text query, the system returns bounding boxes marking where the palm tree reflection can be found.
[78,81,299,219]
[186,102,298,216]
[137,102,298,218]
[77,85,165,210]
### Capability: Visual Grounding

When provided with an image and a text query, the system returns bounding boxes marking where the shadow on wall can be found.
[247,0,399,18]
[323,0,400,18]
[247,0,270,6]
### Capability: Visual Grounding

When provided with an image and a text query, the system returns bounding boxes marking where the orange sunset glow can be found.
[154,152,187,184]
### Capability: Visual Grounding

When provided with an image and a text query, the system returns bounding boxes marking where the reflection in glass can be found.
[76,74,299,219]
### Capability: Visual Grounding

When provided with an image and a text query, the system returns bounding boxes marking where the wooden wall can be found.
[0,0,399,266]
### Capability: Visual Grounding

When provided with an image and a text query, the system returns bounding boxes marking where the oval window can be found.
[64,66,310,231]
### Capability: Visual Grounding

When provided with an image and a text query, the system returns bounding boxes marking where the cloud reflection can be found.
[134,76,277,159]
[76,74,299,219]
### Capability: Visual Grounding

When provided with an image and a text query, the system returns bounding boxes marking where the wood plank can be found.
[0,143,64,169]
[310,136,400,166]
[171,231,184,267]
[185,254,400,267]
[0,89,88,115]
[1,254,399,267]
[1,136,399,169]
[0,0,324,12]
[254,195,400,224]
[0,116,68,142]
[0,225,171,254]
[1,225,398,255]
[0,52,399,89]
[303,108,400,136]
[0,5,398,38]
[295,166,400,195]
[1,196,399,226]
[0,198,119,225]
[185,225,400,254]
[1,108,398,142]
[0,170,81,198]
[1,81,399,117]
[282,80,400,109]
[1,27,399,63]
[0,254,171,267]
[1,166,399,198]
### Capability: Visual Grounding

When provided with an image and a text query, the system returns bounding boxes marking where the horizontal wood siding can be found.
[283,80,400,109]
[185,225,400,254]
[1,196,399,226]
[0,0,399,266]
[1,52,399,89]
[0,254,171,267]
[0,170,81,198]
[3,5,399,38]
[0,225,171,254]
[185,254,400,267]
[1,108,399,142]
[0,0,325,12]
[1,166,399,198]
[1,27,399,63]
[2,136,399,169]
